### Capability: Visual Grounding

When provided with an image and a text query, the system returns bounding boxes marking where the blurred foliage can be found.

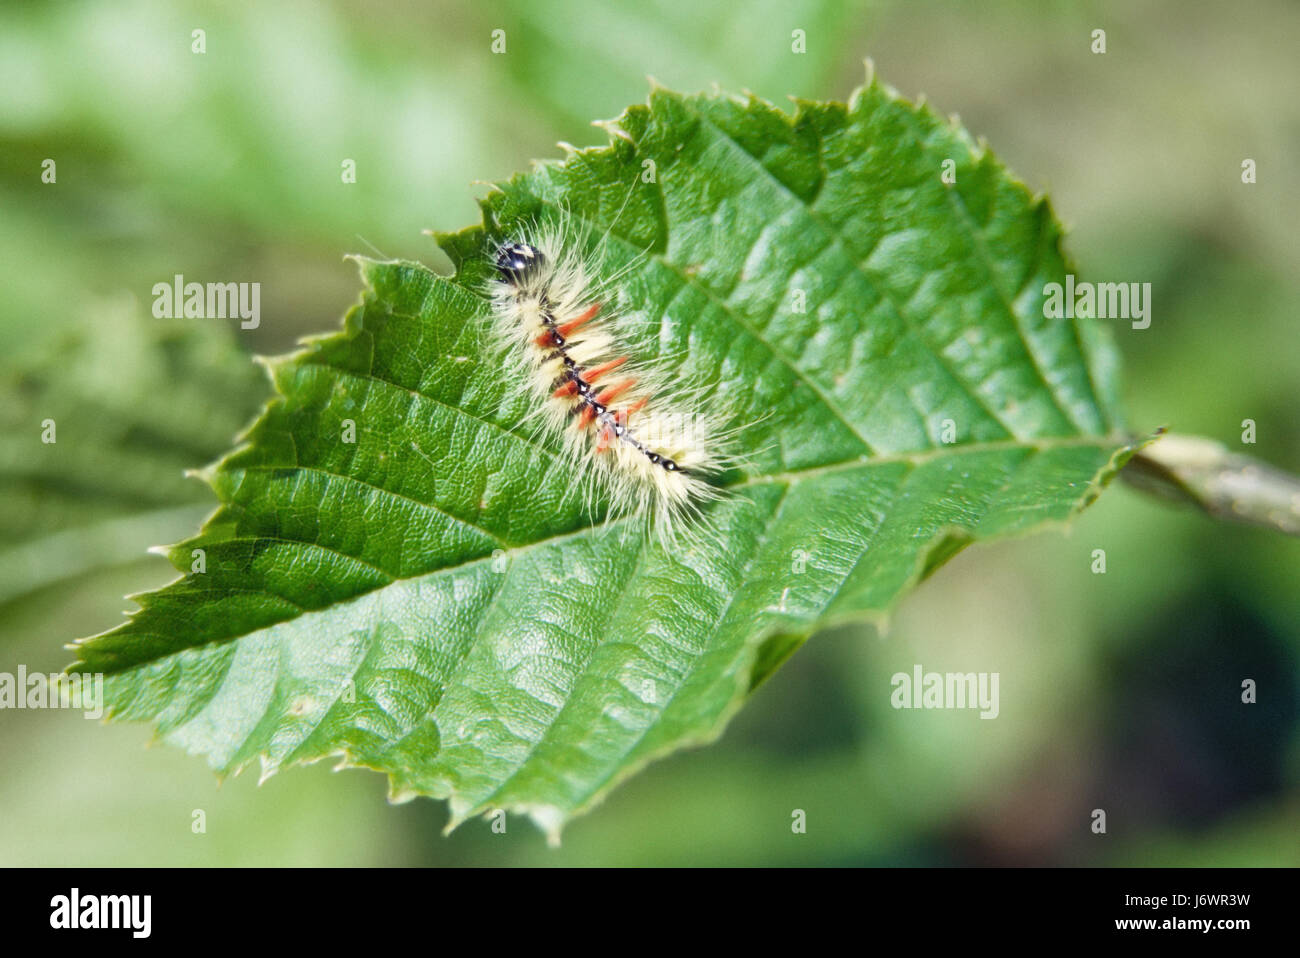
[0,0,1296,865]
[0,300,265,602]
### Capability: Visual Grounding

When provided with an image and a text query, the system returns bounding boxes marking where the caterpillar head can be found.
[495,241,545,283]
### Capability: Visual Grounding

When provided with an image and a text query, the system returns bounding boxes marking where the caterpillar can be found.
[485,219,733,542]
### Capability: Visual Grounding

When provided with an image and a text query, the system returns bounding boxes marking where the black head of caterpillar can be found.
[495,241,545,282]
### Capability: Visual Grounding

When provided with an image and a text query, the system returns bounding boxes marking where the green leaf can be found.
[72,73,1139,840]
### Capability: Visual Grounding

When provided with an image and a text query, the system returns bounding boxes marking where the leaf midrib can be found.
[97,431,1124,677]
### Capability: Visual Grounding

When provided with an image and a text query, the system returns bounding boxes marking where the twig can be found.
[1122,433,1300,537]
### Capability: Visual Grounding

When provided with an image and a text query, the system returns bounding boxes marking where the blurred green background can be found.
[2,0,1297,865]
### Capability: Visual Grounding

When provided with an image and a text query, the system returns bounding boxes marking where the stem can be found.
[1122,433,1300,537]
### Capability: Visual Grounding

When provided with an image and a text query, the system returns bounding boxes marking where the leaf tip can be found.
[592,116,634,144]
[184,463,216,485]
[256,755,279,786]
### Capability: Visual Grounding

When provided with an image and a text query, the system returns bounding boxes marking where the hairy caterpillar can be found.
[485,219,734,541]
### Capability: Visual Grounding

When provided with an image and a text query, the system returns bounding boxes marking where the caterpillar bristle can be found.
[483,214,736,544]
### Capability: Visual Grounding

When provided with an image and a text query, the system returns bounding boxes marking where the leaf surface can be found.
[73,74,1136,838]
